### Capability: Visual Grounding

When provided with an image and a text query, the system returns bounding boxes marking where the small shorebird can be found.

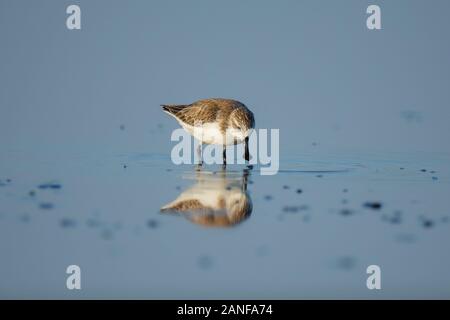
[162,98,255,165]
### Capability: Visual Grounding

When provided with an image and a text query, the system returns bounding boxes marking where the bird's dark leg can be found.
[196,143,203,168]
[244,137,250,161]
[222,144,227,168]
[244,137,253,169]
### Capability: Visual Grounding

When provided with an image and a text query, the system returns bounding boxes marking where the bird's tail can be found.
[161,104,188,116]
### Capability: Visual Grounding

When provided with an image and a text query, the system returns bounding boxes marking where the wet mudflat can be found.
[0,150,449,299]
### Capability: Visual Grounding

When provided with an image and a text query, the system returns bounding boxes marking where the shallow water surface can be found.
[1,150,449,298]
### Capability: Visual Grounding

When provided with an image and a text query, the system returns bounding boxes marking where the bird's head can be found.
[228,107,255,142]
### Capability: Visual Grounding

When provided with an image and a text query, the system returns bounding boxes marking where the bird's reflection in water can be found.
[161,168,252,228]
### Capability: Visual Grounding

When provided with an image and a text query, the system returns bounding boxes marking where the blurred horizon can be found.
[1,0,450,158]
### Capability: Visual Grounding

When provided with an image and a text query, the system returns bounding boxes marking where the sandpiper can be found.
[162,98,255,165]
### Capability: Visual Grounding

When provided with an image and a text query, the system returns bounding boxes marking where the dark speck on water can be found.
[282,205,308,213]
[420,169,427,172]
[339,209,354,216]
[175,186,181,190]
[343,189,348,193]
[263,195,273,201]
[39,202,54,210]
[296,189,302,194]
[197,255,214,270]
[382,211,402,224]
[401,110,422,123]
[166,168,172,172]
[123,165,127,168]
[422,219,434,229]
[283,185,290,190]
[38,182,62,190]
[282,206,299,213]
[119,124,125,130]
[363,202,382,210]
[28,190,36,197]
[60,218,76,228]
[147,219,159,229]
[400,167,405,170]
[316,174,323,178]
[432,176,438,181]
[334,256,357,271]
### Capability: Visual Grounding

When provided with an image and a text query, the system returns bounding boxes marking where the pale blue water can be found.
[1,149,449,298]
[1,0,450,299]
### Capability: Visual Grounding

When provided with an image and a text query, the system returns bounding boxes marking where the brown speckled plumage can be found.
[162,98,255,134]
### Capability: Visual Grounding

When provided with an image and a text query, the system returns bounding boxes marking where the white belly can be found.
[181,122,240,145]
